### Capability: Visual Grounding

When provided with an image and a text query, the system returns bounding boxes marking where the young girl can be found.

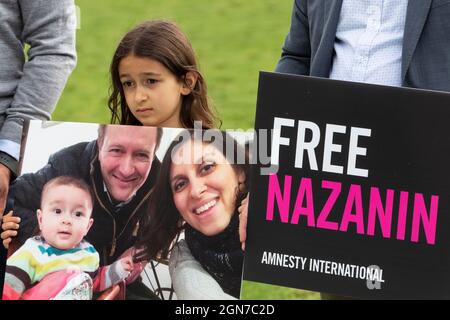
[108,20,219,129]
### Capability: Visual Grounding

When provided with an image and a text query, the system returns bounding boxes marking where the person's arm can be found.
[92,257,133,292]
[3,271,26,300]
[169,240,236,300]
[4,0,77,141]
[275,0,311,75]
[2,239,35,300]
[0,166,12,222]
[0,0,77,217]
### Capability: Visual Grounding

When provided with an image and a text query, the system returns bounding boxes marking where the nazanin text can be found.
[266,175,438,245]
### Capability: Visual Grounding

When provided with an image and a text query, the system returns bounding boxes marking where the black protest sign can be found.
[243,72,450,299]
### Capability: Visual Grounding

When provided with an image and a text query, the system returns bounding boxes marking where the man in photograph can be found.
[2,125,161,299]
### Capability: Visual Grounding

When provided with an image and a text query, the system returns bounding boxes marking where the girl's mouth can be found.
[136,107,154,113]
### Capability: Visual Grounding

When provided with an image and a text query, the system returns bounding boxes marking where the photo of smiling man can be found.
[1,123,162,299]
[1,123,254,300]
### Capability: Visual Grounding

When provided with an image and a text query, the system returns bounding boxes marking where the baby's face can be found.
[37,185,93,250]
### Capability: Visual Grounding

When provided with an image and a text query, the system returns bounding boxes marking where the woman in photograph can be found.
[135,130,249,299]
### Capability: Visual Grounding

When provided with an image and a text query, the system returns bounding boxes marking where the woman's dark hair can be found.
[108,20,219,129]
[135,130,250,262]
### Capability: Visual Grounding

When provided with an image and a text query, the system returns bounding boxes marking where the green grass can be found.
[54,0,293,129]
[241,281,321,300]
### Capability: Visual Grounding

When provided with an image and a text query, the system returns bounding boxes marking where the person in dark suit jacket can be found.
[276,0,450,92]
[272,0,450,300]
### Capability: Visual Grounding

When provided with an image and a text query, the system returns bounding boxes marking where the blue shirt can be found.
[0,139,20,160]
[329,0,409,87]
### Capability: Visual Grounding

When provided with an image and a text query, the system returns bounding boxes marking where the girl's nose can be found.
[135,86,148,103]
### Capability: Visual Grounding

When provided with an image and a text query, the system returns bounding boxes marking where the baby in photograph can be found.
[2,176,134,300]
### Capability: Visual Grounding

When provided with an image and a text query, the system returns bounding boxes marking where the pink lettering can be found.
[396,191,409,240]
[266,174,292,223]
[367,187,394,238]
[291,178,315,226]
[317,180,341,231]
[340,185,365,234]
[411,194,439,245]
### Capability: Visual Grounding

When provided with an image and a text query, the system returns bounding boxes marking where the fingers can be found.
[1,228,18,251]
[2,220,21,231]
[0,209,12,224]
[122,256,135,272]
[3,210,13,218]
[239,216,247,251]
[238,208,248,251]
[3,237,11,250]
[125,261,135,273]
[238,194,250,251]
[126,257,134,267]
[1,229,18,240]
[1,211,20,230]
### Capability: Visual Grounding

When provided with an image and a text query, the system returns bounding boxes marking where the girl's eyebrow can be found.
[119,72,162,78]
[141,72,162,77]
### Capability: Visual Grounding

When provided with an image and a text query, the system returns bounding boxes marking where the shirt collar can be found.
[102,181,135,209]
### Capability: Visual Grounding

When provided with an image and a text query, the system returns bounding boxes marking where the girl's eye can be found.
[54,209,62,214]
[74,211,83,217]
[122,81,134,88]
[146,79,158,85]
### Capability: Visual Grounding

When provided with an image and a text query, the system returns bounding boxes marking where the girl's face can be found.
[170,140,245,236]
[119,55,191,128]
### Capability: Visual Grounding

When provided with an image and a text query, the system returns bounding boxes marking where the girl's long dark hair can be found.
[135,130,249,262]
[108,20,220,129]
